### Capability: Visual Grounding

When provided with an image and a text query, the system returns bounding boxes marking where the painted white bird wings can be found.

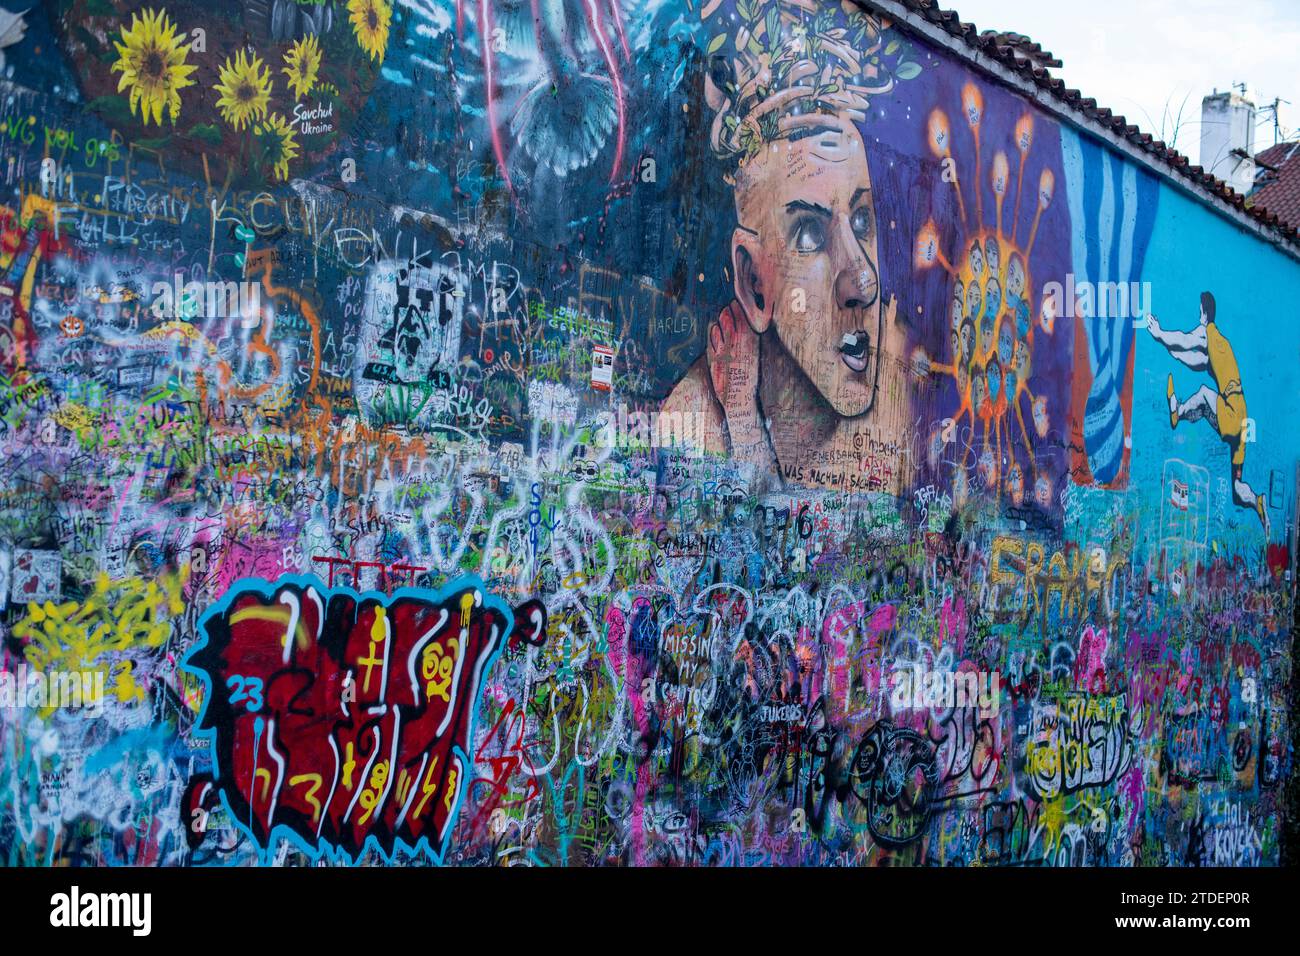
[0,6,28,73]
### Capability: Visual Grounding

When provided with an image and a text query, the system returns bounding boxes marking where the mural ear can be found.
[732,231,770,335]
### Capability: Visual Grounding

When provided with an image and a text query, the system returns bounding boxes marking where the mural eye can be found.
[792,216,827,253]
[851,206,873,241]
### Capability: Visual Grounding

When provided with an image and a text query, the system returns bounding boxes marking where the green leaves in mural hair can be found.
[707,32,727,55]
[764,8,781,52]
[814,79,841,100]
[770,57,790,88]
[896,61,922,80]
[885,38,901,55]
[735,0,758,24]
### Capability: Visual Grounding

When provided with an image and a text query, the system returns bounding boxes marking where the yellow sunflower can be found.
[110,7,197,126]
[347,0,392,62]
[213,49,273,130]
[281,34,322,100]
[255,113,300,182]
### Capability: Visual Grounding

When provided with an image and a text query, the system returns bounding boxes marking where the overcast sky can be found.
[949,0,1299,166]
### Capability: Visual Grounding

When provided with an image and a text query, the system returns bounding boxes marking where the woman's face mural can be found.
[731,118,883,417]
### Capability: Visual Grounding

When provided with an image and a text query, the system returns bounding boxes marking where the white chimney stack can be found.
[1200,84,1257,194]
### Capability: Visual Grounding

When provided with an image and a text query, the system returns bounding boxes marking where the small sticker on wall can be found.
[10,549,61,604]
[1169,479,1189,511]
[591,344,614,391]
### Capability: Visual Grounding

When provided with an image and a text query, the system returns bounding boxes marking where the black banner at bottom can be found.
[0,864,1286,943]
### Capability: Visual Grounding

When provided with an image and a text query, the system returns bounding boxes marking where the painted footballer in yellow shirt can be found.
[1147,291,1269,537]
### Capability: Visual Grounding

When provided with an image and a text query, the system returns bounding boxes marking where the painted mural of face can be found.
[1014,339,1030,378]
[1007,254,1026,298]
[353,251,464,426]
[1032,395,1049,435]
[998,317,1014,365]
[1008,463,1024,501]
[731,119,884,417]
[986,359,1002,401]
[985,237,1000,277]
[966,281,980,321]
[984,277,1002,325]
[979,310,995,354]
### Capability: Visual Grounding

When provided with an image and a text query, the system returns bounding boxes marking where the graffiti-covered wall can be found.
[0,0,1294,867]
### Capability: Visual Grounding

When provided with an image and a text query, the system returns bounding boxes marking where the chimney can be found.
[1200,84,1257,194]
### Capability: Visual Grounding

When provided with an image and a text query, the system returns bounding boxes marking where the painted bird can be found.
[503,0,630,180]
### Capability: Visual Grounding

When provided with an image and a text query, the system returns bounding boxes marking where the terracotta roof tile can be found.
[1250,141,1300,230]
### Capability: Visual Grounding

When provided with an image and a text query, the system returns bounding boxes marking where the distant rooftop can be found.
[1250,141,1300,232]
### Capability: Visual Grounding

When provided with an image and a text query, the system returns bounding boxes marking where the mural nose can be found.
[836,261,879,311]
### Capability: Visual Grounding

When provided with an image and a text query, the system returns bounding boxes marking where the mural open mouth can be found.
[840,330,870,372]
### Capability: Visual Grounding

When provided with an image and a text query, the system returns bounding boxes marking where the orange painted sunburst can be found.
[914,88,1058,507]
